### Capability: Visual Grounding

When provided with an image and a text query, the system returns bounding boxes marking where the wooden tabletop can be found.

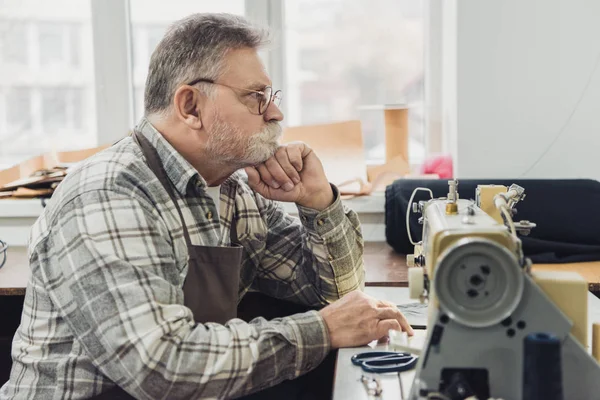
[363,242,408,287]
[3,242,600,295]
[364,242,600,292]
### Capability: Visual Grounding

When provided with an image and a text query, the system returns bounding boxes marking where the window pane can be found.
[0,0,96,170]
[129,0,245,120]
[6,87,32,131]
[284,0,425,164]
[39,23,65,65]
[71,88,83,130]
[0,21,28,65]
[69,24,81,67]
[41,88,68,132]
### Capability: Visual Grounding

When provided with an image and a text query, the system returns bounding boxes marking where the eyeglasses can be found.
[187,78,282,115]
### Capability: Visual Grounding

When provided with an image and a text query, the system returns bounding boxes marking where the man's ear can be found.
[173,85,203,130]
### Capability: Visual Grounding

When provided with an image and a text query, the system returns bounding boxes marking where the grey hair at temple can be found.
[143,13,270,116]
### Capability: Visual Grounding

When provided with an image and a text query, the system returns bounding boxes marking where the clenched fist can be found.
[319,290,413,349]
[244,142,334,211]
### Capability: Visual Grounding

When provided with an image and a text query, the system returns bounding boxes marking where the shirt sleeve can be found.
[252,184,365,305]
[38,189,330,399]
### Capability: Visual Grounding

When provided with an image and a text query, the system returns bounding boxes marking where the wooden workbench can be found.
[3,243,600,295]
[363,243,600,294]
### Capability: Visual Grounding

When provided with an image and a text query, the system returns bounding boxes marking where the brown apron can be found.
[133,131,243,323]
[93,132,243,399]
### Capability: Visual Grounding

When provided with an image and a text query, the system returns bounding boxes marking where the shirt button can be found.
[328,255,334,261]
[206,211,213,219]
[317,219,325,226]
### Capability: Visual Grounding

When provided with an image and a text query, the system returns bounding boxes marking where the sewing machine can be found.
[394,180,600,400]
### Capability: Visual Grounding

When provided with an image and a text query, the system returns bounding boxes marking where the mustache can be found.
[261,122,282,140]
[245,123,283,166]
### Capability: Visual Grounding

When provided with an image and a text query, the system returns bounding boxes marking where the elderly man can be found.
[1,13,411,400]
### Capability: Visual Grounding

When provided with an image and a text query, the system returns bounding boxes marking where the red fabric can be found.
[421,154,453,178]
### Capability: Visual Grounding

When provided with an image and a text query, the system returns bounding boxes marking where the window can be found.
[6,87,32,132]
[0,21,28,65]
[41,87,86,135]
[129,0,246,121]
[0,0,95,170]
[0,1,428,172]
[39,23,64,65]
[69,25,81,67]
[38,23,82,67]
[284,0,425,164]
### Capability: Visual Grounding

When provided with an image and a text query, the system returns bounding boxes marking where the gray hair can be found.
[144,13,269,116]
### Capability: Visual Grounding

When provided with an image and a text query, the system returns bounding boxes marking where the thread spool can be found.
[522,332,563,400]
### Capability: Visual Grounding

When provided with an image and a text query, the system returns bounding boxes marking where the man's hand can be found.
[245,142,334,211]
[319,291,414,349]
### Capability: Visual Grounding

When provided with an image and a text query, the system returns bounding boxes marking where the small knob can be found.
[407,254,415,267]
[446,202,458,215]
[415,254,425,267]
[412,202,419,213]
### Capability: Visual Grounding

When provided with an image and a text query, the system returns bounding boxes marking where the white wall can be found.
[441,0,458,169]
[447,0,600,179]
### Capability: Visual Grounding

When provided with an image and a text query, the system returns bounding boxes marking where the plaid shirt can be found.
[1,119,364,399]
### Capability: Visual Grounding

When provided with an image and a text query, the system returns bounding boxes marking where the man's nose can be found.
[263,101,284,123]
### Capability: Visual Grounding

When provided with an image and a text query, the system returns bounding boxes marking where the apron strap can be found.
[229,212,239,246]
[133,131,239,248]
[132,131,194,249]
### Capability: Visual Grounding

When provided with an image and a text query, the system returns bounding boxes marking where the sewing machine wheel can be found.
[433,238,524,328]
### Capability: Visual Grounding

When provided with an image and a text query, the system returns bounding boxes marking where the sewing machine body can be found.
[420,198,517,283]
[402,183,600,400]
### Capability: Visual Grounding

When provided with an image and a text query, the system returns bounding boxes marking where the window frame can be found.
[89,0,435,159]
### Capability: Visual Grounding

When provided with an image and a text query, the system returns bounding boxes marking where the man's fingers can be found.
[245,166,260,186]
[376,307,414,336]
[288,141,312,159]
[376,307,402,320]
[244,167,270,197]
[265,158,295,192]
[376,299,396,308]
[377,319,401,339]
[377,335,390,344]
[286,146,304,172]
[275,149,301,184]
[256,164,278,189]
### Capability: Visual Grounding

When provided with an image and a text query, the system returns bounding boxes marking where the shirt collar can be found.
[135,117,245,195]
[135,117,202,195]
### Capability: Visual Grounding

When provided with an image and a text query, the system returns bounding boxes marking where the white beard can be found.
[206,114,282,167]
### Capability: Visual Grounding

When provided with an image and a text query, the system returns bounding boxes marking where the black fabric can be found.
[236,292,334,400]
[0,296,25,384]
[385,179,600,263]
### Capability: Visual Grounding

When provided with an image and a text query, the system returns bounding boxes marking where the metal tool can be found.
[351,351,419,373]
[360,375,383,398]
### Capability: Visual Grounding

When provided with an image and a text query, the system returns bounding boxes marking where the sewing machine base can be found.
[408,275,600,399]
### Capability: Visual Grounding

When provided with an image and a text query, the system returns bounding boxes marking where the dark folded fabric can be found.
[385,179,600,263]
